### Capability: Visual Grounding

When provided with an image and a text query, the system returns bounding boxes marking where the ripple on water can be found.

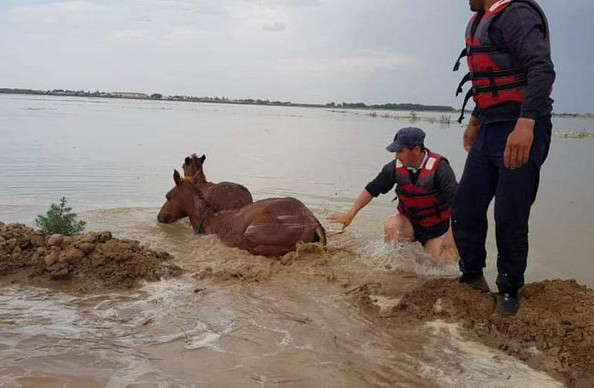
[1,207,566,386]
[0,285,188,386]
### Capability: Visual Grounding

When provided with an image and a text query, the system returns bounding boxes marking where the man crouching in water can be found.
[329,127,459,263]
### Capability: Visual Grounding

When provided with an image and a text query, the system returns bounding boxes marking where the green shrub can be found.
[36,197,86,235]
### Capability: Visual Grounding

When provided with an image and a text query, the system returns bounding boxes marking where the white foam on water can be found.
[185,332,222,351]
[421,320,563,387]
[0,286,181,386]
[87,278,238,349]
[0,278,238,386]
[250,320,295,350]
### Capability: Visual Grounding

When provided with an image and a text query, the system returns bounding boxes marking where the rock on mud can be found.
[47,234,64,247]
[0,222,183,293]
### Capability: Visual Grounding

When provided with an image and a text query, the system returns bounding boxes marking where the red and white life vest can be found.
[395,151,451,228]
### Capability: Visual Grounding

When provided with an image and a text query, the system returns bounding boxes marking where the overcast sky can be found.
[1,0,592,113]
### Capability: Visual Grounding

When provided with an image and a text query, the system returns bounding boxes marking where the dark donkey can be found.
[157,154,253,223]
[162,170,326,256]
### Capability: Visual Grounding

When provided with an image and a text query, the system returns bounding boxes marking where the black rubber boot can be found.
[458,273,490,293]
[497,292,520,316]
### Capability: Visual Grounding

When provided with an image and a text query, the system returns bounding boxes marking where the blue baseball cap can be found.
[386,127,426,152]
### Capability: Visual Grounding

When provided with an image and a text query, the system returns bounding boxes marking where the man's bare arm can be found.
[327,190,373,229]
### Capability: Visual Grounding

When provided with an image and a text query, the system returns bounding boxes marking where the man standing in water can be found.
[453,0,555,315]
[329,127,459,263]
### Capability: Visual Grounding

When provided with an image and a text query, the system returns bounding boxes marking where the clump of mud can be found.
[190,241,333,283]
[388,278,594,387]
[0,221,182,292]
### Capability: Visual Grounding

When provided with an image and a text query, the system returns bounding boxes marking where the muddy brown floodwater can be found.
[2,209,591,386]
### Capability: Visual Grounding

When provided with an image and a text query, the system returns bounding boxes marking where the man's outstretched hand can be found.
[327,213,354,230]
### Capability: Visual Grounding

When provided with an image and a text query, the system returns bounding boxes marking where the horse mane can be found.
[189,178,214,211]
[187,177,217,232]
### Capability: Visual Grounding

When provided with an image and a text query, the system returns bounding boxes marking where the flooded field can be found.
[1,95,593,386]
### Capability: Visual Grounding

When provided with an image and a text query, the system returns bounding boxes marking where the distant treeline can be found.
[553,112,594,119]
[0,88,153,99]
[326,102,456,112]
[0,88,457,112]
[6,87,589,116]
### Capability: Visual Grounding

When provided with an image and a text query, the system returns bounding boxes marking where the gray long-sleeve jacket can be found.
[471,1,556,123]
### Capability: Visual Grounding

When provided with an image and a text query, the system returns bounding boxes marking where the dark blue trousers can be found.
[452,116,552,295]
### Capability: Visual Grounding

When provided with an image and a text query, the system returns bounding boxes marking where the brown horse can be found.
[182,154,208,183]
[157,154,253,223]
[162,170,326,256]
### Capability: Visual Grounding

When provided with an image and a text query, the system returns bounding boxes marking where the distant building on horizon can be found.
[112,92,149,99]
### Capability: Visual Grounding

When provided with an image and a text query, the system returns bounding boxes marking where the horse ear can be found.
[199,154,206,164]
[173,169,182,186]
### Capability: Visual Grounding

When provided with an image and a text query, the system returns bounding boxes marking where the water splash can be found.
[357,239,459,278]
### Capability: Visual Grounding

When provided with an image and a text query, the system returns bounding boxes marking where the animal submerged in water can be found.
[160,170,326,256]
[157,154,253,223]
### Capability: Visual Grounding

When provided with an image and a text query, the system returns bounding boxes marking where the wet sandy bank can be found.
[352,278,594,387]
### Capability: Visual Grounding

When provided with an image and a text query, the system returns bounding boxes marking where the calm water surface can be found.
[0,94,592,386]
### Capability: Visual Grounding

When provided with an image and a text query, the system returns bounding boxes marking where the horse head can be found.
[182,153,207,185]
[157,169,201,225]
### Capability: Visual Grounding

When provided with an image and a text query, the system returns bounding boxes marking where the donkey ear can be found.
[199,154,206,163]
[173,169,182,186]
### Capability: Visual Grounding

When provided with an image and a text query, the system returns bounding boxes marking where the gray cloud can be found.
[0,0,591,113]
[247,0,319,7]
[263,22,285,32]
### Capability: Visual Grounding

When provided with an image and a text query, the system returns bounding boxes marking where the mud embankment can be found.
[353,278,594,387]
[0,221,182,292]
